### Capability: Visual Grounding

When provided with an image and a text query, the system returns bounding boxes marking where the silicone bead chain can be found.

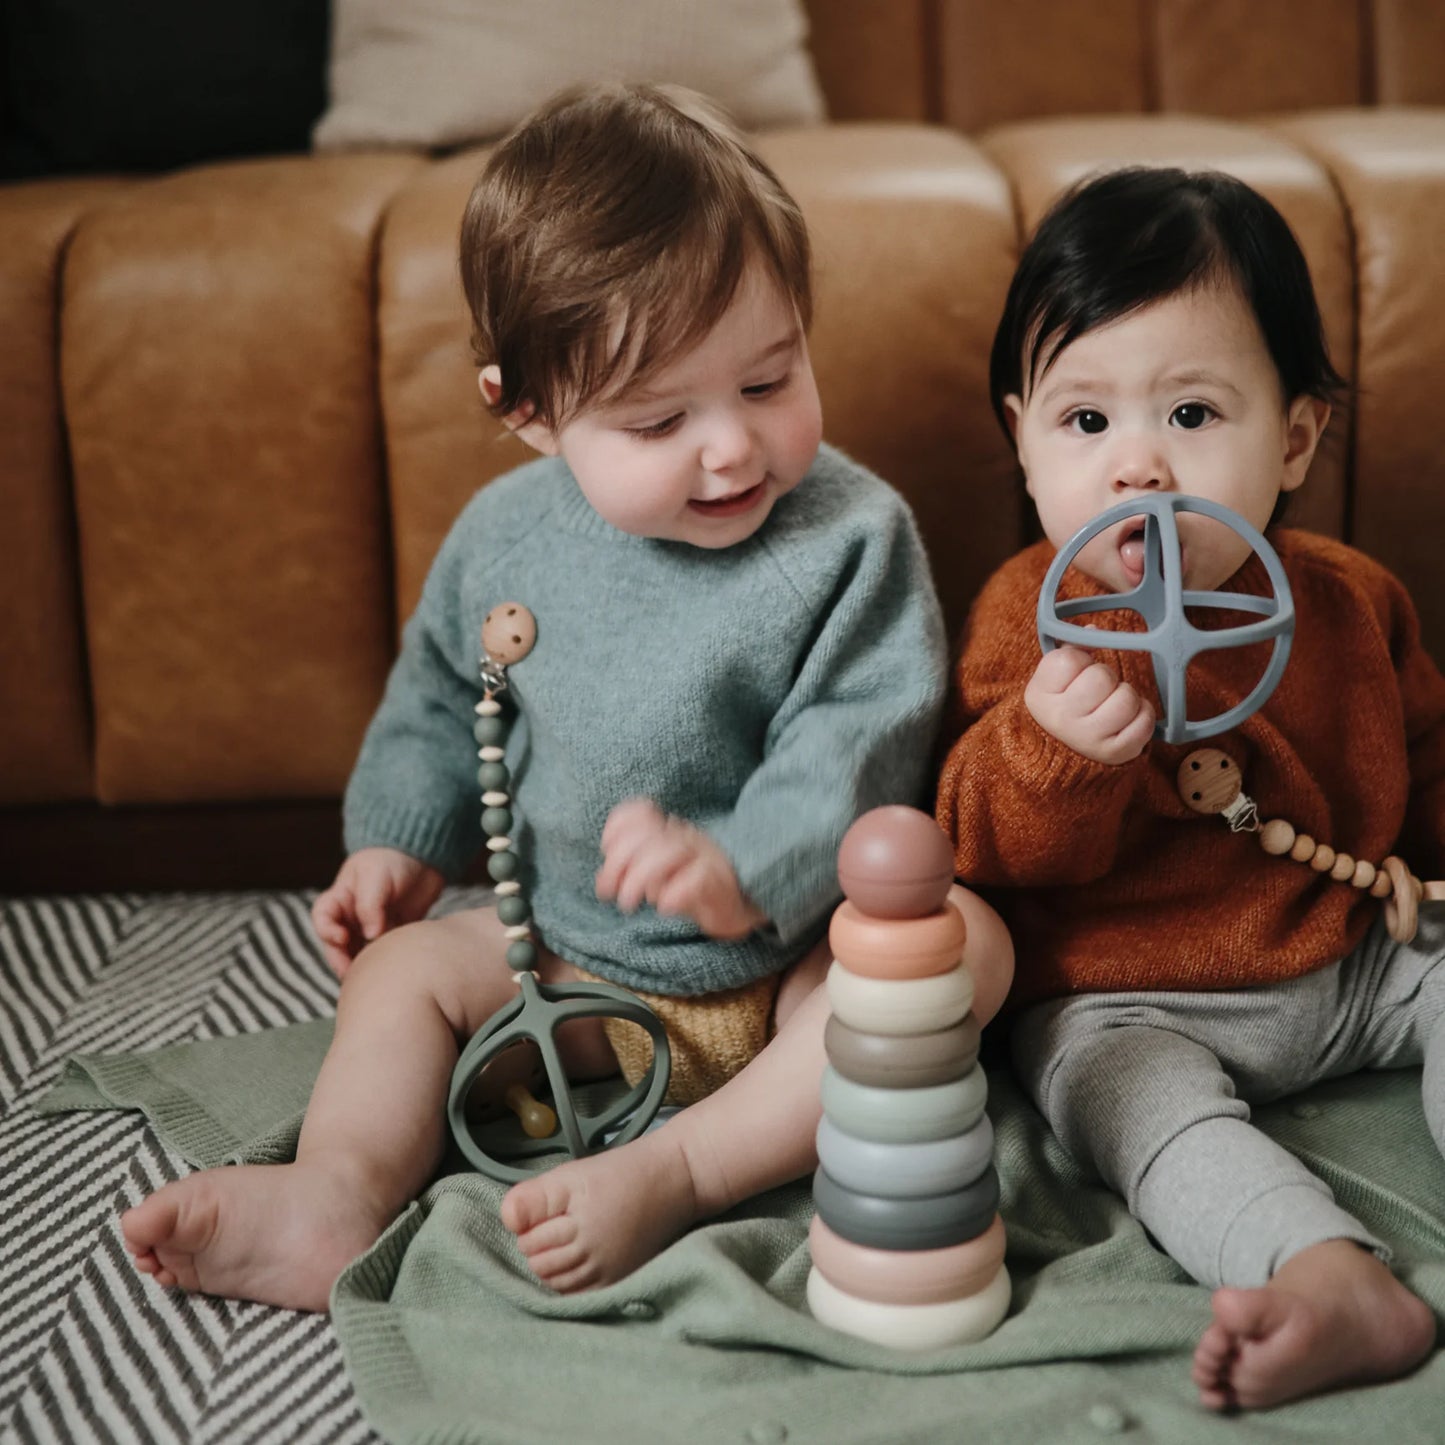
[1176,747,1430,944]
[476,602,540,974]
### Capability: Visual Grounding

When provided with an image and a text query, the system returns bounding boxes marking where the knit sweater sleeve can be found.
[342,493,500,878]
[1376,560,1445,879]
[704,481,948,945]
[935,548,1147,887]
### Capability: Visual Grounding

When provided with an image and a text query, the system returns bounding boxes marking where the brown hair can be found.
[459,82,812,428]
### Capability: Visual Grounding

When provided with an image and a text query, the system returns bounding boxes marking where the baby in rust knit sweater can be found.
[939,169,1445,1411]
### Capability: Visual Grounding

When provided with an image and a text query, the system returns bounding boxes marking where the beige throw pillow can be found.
[312,0,826,150]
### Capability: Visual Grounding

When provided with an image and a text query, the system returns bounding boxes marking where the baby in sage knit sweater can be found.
[120,83,959,1308]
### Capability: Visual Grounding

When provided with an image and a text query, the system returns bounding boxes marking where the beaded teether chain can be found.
[446,603,672,1184]
[1176,748,1442,944]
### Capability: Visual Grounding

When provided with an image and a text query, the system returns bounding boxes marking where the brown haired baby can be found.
[120,83,957,1309]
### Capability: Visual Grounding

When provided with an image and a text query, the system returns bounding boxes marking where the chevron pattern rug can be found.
[0,890,410,1445]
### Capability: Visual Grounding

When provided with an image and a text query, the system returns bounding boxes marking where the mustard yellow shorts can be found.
[574,969,780,1106]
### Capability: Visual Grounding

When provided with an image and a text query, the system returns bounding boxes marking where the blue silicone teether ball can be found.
[1036,494,1294,745]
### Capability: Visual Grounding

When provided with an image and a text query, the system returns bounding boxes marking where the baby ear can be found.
[1281,395,1330,492]
[478,366,559,456]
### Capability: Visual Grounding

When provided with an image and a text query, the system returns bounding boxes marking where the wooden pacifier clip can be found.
[1176,748,1443,945]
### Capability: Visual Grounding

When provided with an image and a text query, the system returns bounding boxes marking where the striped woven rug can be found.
[0,890,411,1445]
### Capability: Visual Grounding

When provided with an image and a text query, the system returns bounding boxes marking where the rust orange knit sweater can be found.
[937,529,1445,1010]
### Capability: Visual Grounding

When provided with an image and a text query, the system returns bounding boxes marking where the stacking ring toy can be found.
[1036,494,1295,744]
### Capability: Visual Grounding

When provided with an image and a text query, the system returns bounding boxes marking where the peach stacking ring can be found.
[828,900,967,979]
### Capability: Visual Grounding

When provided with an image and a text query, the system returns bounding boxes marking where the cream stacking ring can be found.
[809,1214,1006,1306]
[825,961,973,1035]
[828,900,967,979]
[806,1262,1012,1350]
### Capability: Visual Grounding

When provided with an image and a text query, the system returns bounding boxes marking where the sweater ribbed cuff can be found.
[342,800,478,880]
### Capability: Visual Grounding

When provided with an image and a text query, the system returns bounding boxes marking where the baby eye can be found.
[1066,409,1108,435]
[743,375,789,399]
[626,413,683,439]
[1171,403,1214,430]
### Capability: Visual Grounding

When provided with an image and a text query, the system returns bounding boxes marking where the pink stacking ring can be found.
[808,1212,1006,1306]
[828,901,967,980]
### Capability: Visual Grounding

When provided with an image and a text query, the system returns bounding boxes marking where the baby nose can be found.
[700,414,755,473]
[1111,441,1173,492]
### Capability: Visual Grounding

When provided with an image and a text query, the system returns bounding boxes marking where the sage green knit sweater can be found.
[344,443,946,995]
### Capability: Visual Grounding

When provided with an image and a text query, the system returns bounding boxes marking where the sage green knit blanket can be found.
[38,1024,1445,1445]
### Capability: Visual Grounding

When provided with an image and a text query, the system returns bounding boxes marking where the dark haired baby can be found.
[940,166,1445,1411]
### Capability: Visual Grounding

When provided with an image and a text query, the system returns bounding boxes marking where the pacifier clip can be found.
[1176,748,1438,944]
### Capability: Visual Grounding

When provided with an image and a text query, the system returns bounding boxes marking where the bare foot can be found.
[1192,1239,1436,1410]
[500,1126,702,1292]
[120,1161,394,1311]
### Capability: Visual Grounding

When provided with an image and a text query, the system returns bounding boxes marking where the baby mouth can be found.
[690,480,766,517]
[1117,521,1148,585]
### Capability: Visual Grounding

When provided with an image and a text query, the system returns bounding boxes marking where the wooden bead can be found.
[1351,859,1376,890]
[1309,844,1336,873]
[1289,834,1316,863]
[1330,853,1355,882]
[1370,869,1394,899]
[482,603,537,665]
[1382,856,1419,944]
[1259,820,1296,856]
[1176,749,1244,815]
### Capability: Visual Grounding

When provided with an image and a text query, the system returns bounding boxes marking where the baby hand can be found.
[1025,644,1155,765]
[596,798,766,940]
[310,847,446,977]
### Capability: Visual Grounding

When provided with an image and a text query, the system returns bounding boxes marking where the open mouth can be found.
[1116,518,1148,586]
[689,480,766,518]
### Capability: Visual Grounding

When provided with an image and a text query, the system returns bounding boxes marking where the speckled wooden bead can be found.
[808,1214,1007,1307]
[1176,749,1244,814]
[482,603,537,665]
[1330,853,1356,882]
[1309,844,1336,873]
[828,901,967,981]
[1352,859,1377,890]
[1289,834,1316,863]
[1260,820,1295,855]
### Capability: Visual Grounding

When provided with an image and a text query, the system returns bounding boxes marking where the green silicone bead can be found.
[487,851,519,883]
[473,715,508,746]
[477,761,510,791]
[480,807,513,837]
[497,894,531,926]
[506,939,538,971]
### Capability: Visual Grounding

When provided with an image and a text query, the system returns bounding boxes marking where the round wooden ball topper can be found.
[1176,747,1445,944]
[446,603,672,1183]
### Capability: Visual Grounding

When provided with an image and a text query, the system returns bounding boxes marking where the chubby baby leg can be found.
[502,935,835,1291]
[122,908,609,1309]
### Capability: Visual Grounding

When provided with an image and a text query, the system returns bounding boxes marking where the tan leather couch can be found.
[4,0,1444,891]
